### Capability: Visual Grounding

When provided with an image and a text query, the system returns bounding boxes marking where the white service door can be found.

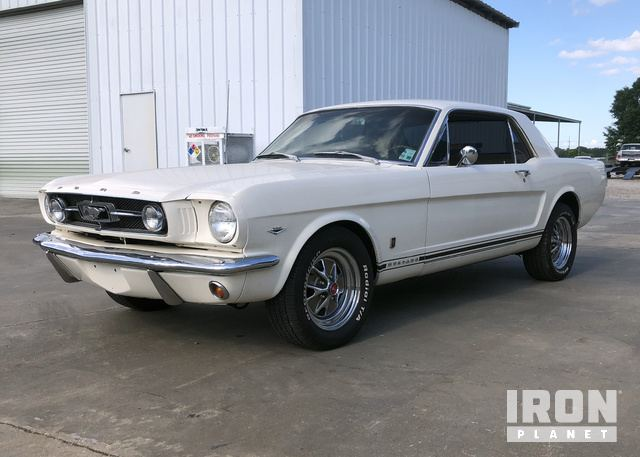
[121,93,157,172]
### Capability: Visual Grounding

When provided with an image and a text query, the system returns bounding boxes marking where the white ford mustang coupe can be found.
[34,100,606,349]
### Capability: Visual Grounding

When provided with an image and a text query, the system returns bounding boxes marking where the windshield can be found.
[621,144,640,151]
[260,106,438,164]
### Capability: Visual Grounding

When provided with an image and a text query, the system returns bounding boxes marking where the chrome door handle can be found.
[515,169,530,181]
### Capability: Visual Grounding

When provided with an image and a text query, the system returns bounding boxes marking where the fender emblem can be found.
[267,226,287,235]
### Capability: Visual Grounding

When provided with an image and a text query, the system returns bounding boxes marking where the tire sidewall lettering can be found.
[356,263,371,321]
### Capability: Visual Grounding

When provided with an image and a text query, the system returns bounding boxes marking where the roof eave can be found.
[449,0,519,29]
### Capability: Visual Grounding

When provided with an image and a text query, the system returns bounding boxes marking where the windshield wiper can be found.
[304,151,380,165]
[253,152,300,162]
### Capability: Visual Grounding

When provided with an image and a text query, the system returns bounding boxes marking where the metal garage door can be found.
[0,3,88,197]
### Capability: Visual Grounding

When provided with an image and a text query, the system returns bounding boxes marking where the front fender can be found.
[239,210,380,303]
[280,211,379,289]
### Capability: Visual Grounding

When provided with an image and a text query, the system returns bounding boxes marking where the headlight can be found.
[141,204,165,232]
[44,195,66,223]
[208,201,237,243]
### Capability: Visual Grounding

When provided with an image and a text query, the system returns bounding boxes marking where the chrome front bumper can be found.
[33,232,279,276]
[33,232,280,305]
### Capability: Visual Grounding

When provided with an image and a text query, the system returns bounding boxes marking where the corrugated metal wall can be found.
[85,0,303,174]
[302,0,509,111]
[0,2,88,197]
[0,0,61,11]
[0,0,511,196]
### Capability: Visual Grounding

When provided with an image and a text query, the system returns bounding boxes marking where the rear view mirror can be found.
[457,146,478,167]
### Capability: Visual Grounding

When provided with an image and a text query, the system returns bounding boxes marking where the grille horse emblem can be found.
[78,201,119,223]
[81,205,104,221]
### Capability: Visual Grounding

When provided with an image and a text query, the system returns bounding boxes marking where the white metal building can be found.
[0,0,88,197]
[0,0,518,197]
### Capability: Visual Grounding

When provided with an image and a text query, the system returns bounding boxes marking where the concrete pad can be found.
[1,191,639,457]
[0,423,113,457]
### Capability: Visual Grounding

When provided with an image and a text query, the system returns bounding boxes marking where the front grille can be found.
[49,193,167,235]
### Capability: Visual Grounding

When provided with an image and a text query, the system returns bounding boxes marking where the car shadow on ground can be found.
[362,250,607,335]
[361,257,531,338]
[96,252,603,351]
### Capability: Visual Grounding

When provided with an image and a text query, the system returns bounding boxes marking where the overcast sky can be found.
[489,0,640,149]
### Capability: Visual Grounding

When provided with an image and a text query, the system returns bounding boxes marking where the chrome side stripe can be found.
[378,230,544,272]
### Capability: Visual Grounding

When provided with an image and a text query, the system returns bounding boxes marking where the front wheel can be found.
[522,202,577,281]
[266,227,374,350]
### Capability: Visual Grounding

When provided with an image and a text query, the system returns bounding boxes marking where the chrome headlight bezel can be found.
[208,201,237,243]
[141,204,165,233]
[44,194,67,223]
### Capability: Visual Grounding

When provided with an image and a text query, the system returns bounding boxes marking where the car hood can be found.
[42,160,401,202]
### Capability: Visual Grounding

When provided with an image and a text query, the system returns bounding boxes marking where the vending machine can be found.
[186,127,225,166]
[186,127,254,166]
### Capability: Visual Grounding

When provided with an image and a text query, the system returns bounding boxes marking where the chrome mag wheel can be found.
[551,215,573,270]
[304,248,361,331]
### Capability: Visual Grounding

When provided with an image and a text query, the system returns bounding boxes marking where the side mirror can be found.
[457,146,478,167]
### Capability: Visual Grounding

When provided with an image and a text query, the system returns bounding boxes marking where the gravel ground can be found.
[606,177,640,200]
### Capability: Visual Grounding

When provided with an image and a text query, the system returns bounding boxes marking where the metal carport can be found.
[508,103,582,149]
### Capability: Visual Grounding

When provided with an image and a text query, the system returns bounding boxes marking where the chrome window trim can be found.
[507,120,518,164]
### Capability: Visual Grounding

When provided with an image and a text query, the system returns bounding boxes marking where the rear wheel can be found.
[106,292,170,311]
[522,202,577,281]
[266,227,374,350]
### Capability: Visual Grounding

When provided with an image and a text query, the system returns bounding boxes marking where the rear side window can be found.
[510,122,535,163]
[448,112,515,165]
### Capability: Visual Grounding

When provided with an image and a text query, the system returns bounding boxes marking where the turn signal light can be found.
[209,281,229,300]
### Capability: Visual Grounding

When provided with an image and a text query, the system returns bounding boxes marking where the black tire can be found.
[106,291,170,311]
[266,226,374,350]
[522,202,577,281]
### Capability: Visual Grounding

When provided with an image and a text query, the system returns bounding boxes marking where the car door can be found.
[424,110,542,255]
[509,117,547,232]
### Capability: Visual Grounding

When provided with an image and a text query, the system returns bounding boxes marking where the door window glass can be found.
[447,112,515,165]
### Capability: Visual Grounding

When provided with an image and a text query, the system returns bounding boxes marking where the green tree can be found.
[604,77,640,153]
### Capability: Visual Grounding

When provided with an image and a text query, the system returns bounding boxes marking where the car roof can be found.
[306,99,515,116]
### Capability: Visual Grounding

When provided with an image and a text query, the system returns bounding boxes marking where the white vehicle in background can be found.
[34,100,606,349]
[616,143,640,166]
[607,143,640,179]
